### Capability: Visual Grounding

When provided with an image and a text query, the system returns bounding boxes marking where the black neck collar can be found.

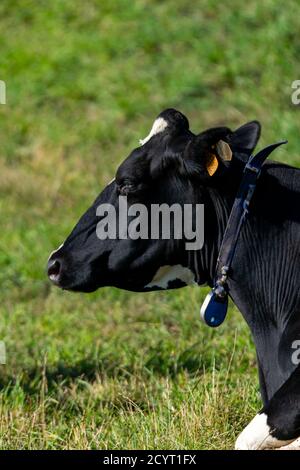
[200,140,287,327]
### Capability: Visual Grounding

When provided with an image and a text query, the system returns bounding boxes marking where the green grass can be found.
[0,0,299,449]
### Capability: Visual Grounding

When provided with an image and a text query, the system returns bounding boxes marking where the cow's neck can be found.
[189,164,299,403]
[189,180,235,287]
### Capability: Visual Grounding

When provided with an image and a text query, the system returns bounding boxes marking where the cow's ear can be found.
[184,126,233,178]
[207,139,233,176]
[228,121,261,155]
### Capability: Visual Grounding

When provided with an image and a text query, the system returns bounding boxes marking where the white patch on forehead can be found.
[235,413,293,450]
[145,265,195,290]
[139,117,168,146]
[48,243,64,261]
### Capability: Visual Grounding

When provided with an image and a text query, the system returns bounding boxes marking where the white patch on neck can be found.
[145,265,195,290]
[48,243,64,261]
[139,117,168,146]
[235,413,294,450]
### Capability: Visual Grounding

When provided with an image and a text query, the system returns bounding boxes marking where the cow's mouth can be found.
[49,275,100,293]
[47,257,103,292]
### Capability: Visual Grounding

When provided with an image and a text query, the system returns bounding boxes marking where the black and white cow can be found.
[47,109,300,450]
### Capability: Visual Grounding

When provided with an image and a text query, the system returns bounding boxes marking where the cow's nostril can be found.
[47,259,61,282]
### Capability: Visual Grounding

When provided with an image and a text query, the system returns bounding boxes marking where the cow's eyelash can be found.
[116,183,136,196]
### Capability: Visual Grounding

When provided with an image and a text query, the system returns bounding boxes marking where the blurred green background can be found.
[0,0,299,449]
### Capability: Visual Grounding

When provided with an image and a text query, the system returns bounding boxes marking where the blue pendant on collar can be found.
[200,266,229,327]
[200,140,287,327]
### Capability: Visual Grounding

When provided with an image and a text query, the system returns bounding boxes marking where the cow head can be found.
[47,109,260,293]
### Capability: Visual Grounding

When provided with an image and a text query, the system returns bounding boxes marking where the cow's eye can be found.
[116,180,149,197]
[116,182,136,196]
[117,180,136,196]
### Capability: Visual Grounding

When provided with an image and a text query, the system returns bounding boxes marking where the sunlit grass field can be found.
[0,0,299,449]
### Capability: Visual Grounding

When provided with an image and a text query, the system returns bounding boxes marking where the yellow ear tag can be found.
[206,154,219,176]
